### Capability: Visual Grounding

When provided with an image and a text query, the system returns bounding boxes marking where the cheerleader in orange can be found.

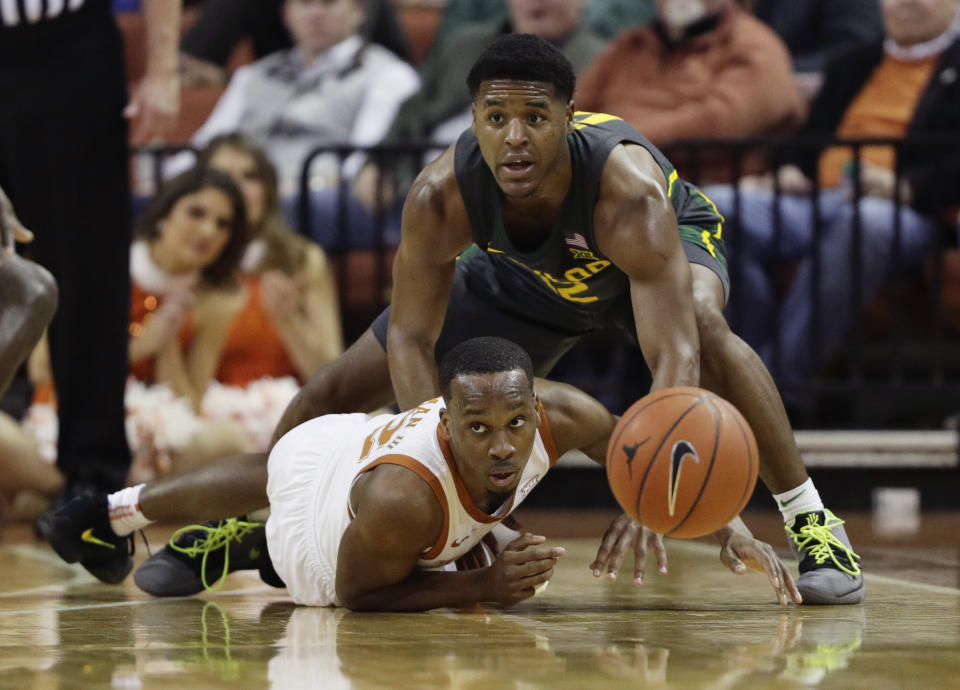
[191,135,343,449]
[26,168,252,482]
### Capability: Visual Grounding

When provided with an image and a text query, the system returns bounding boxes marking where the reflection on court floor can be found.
[0,531,958,688]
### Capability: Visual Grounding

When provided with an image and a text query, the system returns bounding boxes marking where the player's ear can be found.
[565,101,575,134]
[439,407,452,438]
[471,101,479,135]
[534,393,542,428]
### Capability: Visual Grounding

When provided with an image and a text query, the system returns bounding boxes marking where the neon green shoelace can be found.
[169,518,263,592]
[787,511,862,577]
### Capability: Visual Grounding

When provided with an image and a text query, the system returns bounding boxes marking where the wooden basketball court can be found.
[1,508,958,689]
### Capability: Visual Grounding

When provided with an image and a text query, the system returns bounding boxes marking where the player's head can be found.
[135,166,250,287]
[468,34,576,199]
[283,0,365,61]
[439,337,540,509]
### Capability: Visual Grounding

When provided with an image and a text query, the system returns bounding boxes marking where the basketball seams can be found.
[666,395,722,536]
[633,396,708,526]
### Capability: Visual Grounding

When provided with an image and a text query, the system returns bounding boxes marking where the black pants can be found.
[0,16,131,491]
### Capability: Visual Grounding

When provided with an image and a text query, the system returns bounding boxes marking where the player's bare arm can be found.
[593,144,700,391]
[336,463,562,611]
[388,148,474,411]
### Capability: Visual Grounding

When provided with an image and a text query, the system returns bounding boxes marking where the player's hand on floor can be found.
[590,513,667,585]
[718,532,802,606]
[485,533,564,606]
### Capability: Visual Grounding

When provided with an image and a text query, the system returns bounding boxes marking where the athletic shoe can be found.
[134,518,266,596]
[786,510,865,605]
[36,493,134,585]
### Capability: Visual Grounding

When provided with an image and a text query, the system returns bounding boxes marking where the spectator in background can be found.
[747,0,884,102]
[179,0,412,87]
[197,134,343,385]
[356,0,608,210]
[428,0,657,48]
[574,0,805,183]
[703,0,960,386]
[173,0,420,250]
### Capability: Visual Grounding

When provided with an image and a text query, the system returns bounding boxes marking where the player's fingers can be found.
[780,562,803,604]
[633,538,647,585]
[504,532,546,554]
[719,545,747,575]
[754,548,788,605]
[516,566,554,590]
[12,221,33,243]
[603,529,634,581]
[651,533,668,575]
[590,527,621,576]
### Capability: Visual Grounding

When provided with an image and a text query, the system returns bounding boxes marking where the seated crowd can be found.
[1,0,958,513]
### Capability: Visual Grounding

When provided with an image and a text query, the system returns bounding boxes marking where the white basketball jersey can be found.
[347,397,559,569]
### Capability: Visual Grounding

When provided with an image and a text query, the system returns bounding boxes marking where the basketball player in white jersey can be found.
[41,337,800,609]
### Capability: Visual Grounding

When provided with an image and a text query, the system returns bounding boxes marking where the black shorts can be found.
[371,237,729,374]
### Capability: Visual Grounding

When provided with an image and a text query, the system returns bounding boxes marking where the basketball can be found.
[606,387,759,538]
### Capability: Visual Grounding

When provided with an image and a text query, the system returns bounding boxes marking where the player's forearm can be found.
[339,567,493,612]
[386,329,440,411]
[141,0,181,77]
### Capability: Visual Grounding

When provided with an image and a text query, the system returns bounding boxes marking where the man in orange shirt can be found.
[575,0,805,182]
[703,0,960,383]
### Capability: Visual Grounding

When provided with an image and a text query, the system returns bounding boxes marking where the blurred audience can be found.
[747,0,884,102]
[574,0,805,183]
[197,134,343,385]
[703,0,960,385]
[174,0,419,193]
[428,0,657,49]
[357,0,608,212]
[179,0,412,87]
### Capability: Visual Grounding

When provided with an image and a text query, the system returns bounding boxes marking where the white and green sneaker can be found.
[786,510,865,605]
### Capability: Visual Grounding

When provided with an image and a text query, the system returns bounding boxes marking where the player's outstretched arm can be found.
[387,149,472,410]
[336,465,562,611]
[593,145,700,392]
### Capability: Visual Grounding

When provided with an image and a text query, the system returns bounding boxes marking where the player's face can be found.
[284,0,365,59]
[472,80,575,199]
[154,188,234,273]
[441,370,540,511]
[207,146,267,228]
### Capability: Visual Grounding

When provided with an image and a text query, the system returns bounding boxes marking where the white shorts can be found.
[265,413,371,607]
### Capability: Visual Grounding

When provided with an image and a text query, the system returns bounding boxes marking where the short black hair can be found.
[467,33,576,102]
[438,337,535,400]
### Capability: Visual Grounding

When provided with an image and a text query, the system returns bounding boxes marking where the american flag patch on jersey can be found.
[564,232,589,249]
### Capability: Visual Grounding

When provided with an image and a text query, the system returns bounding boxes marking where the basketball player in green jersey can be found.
[123,34,861,604]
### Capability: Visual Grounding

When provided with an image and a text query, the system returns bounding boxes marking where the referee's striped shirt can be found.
[1,0,91,27]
